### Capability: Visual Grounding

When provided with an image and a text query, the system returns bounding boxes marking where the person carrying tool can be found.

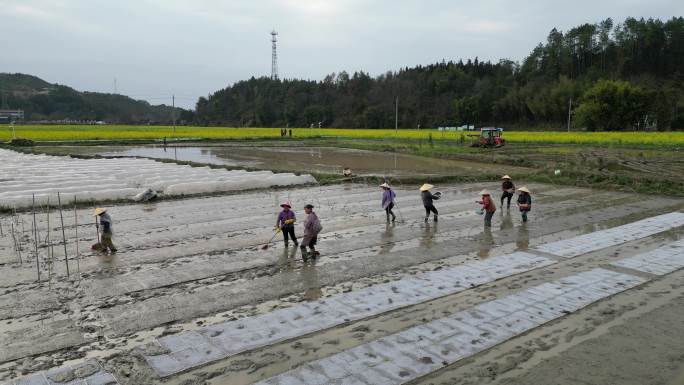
[300,204,322,261]
[420,183,441,222]
[276,201,298,247]
[94,207,117,253]
[516,186,532,223]
[477,189,496,227]
[380,182,396,223]
[500,175,515,209]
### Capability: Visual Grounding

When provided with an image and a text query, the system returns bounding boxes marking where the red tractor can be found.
[469,127,506,148]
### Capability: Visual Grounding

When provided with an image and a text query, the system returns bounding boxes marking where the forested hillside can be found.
[195,17,684,130]
[0,73,191,124]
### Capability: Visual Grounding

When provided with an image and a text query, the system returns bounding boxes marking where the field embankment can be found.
[3,125,684,148]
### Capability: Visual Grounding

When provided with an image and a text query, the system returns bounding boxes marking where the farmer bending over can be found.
[94,207,117,253]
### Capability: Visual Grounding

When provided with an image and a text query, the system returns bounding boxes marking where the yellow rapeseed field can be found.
[1,125,683,146]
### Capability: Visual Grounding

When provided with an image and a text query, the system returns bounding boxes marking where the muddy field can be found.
[32,144,531,178]
[1,177,684,385]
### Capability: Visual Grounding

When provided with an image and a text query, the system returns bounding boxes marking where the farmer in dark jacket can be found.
[517,186,532,223]
[420,183,441,223]
[501,175,515,209]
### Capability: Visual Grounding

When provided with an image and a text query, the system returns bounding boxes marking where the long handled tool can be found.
[260,228,282,250]
[394,203,406,223]
[92,211,101,251]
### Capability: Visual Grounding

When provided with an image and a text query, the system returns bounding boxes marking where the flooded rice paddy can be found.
[1,177,684,385]
[35,144,529,177]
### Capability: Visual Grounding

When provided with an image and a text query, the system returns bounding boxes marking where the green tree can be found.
[575,80,651,131]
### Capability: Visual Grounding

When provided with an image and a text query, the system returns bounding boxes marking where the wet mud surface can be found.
[0,182,683,385]
[34,145,530,177]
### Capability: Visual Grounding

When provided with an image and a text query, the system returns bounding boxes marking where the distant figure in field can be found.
[501,175,515,209]
[420,183,441,223]
[343,167,353,177]
[289,129,292,137]
[517,186,532,223]
[94,207,117,253]
[477,189,496,227]
[380,182,396,223]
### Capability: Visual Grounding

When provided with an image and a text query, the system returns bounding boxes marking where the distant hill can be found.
[0,73,192,124]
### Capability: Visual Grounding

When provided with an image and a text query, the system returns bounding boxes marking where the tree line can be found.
[195,17,684,130]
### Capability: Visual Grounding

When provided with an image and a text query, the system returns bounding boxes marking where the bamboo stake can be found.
[58,192,70,279]
[20,216,26,252]
[10,222,21,263]
[46,197,52,285]
[74,196,80,281]
[32,194,40,283]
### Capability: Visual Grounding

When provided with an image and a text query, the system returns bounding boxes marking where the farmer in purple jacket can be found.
[380,182,396,223]
[276,201,298,247]
[300,204,322,261]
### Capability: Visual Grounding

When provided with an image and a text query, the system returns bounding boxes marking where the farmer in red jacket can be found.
[477,189,496,227]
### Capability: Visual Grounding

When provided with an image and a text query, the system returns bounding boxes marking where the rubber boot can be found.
[284,240,289,248]
[434,214,438,222]
[386,213,390,223]
[300,246,309,262]
[310,247,319,259]
[391,213,396,223]
[424,216,429,223]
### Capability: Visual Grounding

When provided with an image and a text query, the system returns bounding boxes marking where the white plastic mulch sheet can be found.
[0,149,315,208]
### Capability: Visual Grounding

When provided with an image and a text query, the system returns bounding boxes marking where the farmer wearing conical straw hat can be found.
[500,175,515,209]
[276,201,298,247]
[93,207,117,253]
[420,183,441,223]
[477,189,496,227]
[380,182,396,223]
[516,186,532,223]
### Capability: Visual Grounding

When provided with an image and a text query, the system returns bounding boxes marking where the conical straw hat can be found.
[379,182,391,188]
[420,183,434,192]
[518,186,530,193]
[501,175,511,179]
[93,207,107,216]
[479,189,491,195]
[280,201,292,208]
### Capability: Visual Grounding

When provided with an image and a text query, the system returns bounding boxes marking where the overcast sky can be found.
[1,0,682,109]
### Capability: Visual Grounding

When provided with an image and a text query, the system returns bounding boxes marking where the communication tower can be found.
[271,30,278,80]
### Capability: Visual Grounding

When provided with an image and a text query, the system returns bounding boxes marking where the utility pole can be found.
[172,94,176,138]
[567,97,572,132]
[395,96,399,132]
